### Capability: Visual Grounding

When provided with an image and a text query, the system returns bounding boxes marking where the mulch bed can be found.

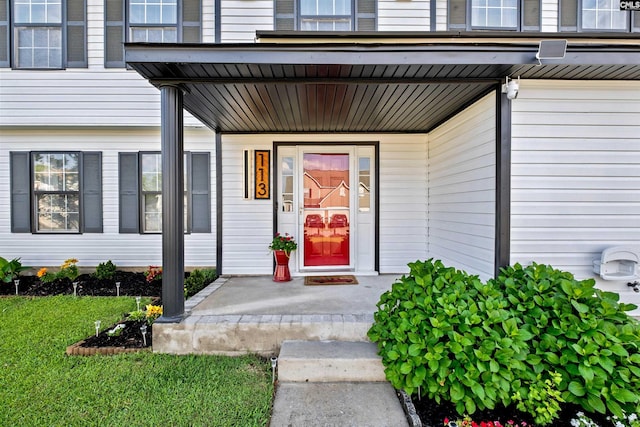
[2,271,162,297]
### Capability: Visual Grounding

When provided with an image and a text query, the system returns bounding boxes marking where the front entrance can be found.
[277,144,376,274]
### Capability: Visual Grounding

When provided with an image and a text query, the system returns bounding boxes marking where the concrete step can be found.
[277,340,387,382]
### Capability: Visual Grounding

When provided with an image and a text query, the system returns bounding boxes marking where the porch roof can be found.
[125,33,640,133]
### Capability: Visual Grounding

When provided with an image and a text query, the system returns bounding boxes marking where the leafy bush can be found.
[496,263,640,420]
[0,257,30,283]
[184,268,217,298]
[368,259,640,424]
[93,260,117,280]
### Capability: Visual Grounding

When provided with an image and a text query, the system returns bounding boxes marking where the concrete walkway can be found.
[269,340,409,427]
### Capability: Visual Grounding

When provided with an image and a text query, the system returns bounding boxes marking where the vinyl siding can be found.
[541,0,558,32]
[87,0,104,68]
[427,92,496,280]
[0,127,216,268]
[0,70,202,127]
[435,0,448,30]
[378,0,430,31]
[511,80,640,312]
[220,1,273,42]
[220,134,428,275]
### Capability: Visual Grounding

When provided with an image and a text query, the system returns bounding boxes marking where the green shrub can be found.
[368,259,640,424]
[93,260,117,280]
[495,263,640,420]
[184,268,217,298]
[0,257,30,283]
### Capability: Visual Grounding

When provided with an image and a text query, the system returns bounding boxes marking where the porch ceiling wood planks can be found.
[125,35,640,134]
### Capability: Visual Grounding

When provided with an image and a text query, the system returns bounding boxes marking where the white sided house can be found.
[1,0,639,320]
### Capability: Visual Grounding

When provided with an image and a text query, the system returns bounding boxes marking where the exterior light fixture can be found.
[536,40,567,65]
[502,76,520,100]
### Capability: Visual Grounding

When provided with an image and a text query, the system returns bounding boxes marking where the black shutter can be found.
[10,152,31,233]
[275,0,295,30]
[356,0,376,31]
[522,0,540,31]
[559,0,577,31]
[67,0,87,67]
[105,0,125,68]
[449,0,467,29]
[0,0,8,68]
[119,153,140,233]
[190,152,211,233]
[82,152,103,233]
[182,0,202,42]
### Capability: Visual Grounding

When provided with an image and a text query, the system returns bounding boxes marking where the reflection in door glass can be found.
[358,157,370,211]
[281,157,294,212]
[303,153,349,266]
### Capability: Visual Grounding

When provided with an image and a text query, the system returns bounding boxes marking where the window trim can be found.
[559,0,638,32]
[5,0,88,69]
[31,151,82,234]
[299,0,355,30]
[12,0,66,70]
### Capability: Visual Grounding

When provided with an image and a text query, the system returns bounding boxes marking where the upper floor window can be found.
[0,0,87,69]
[449,0,541,31]
[104,0,201,68]
[129,0,177,42]
[10,151,103,234]
[14,0,62,68]
[560,0,639,31]
[275,0,376,31]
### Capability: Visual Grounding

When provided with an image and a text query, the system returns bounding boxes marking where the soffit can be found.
[125,39,640,133]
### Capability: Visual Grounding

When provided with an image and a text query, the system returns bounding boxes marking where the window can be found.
[129,0,177,42]
[10,151,103,233]
[449,0,541,31]
[104,0,201,68]
[560,0,639,31]
[33,153,79,231]
[119,151,211,234]
[0,0,87,69]
[274,0,376,31]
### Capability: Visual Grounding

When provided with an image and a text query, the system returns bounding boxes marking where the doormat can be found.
[304,275,358,286]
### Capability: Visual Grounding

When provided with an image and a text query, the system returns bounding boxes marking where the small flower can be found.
[37,267,47,278]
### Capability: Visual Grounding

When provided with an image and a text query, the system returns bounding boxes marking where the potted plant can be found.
[269,233,297,282]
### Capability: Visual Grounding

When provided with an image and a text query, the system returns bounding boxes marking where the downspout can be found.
[494,84,512,278]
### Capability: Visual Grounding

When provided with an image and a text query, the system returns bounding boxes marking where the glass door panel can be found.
[302,153,350,267]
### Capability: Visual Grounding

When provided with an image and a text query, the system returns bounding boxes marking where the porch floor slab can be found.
[153,274,402,355]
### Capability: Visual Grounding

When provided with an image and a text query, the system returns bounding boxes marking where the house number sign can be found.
[254,150,270,199]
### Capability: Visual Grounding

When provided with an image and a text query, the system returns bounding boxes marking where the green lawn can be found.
[0,296,273,426]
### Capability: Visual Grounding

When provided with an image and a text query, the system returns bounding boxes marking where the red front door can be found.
[302,153,350,267]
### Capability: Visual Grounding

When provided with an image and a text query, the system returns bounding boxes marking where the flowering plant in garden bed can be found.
[37,258,79,283]
[144,265,162,283]
[444,417,529,427]
[269,233,297,253]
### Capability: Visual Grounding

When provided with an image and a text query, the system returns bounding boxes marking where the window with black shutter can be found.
[1,0,87,69]
[119,152,211,234]
[275,0,376,31]
[10,151,102,233]
[105,0,201,68]
[448,0,540,31]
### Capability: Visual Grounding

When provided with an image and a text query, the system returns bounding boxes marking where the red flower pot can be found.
[273,250,292,282]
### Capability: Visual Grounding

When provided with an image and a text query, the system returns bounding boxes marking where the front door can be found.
[276,144,375,273]
[301,152,351,267]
